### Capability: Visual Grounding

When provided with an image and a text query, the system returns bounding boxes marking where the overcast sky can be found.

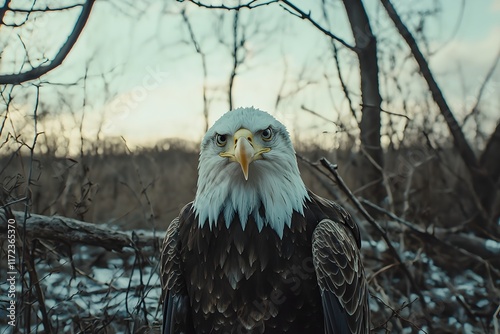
[1,0,499,152]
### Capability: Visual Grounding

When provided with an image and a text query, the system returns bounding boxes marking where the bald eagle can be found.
[161,107,369,333]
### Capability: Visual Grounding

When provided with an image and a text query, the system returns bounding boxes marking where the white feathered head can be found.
[193,107,309,238]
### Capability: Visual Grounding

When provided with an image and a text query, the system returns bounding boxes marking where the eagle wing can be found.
[311,200,370,334]
[160,215,194,334]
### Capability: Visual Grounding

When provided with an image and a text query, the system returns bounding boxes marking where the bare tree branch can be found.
[187,0,278,10]
[380,0,499,222]
[24,240,52,333]
[7,4,84,13]
[0,0,95,85]
[462,47,500,126]
[380,0,477,167]
[228,10,241,110]
[318,157,430,323]
[330,40,358,121]
[181,9,210,131]
[279,0,354,50]
[187,0,354,50]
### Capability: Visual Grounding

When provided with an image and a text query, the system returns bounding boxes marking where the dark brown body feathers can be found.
[161,192,369,334]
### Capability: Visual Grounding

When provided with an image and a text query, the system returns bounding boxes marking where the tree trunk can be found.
[341,0,384,202]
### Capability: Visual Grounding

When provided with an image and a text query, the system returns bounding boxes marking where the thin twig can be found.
[181,9,210,131]
[318,157,429,314]
[370,295,425,332]
[279,0,354,50]
[26,240,52,333]
[300,105,338,125]
[494,304,500,334]
[360,104,411,120]
[330,40,358,121]
[463,47,500,126]
[188,0,278,10]
[7,3,83,12]
[21,85,44,332]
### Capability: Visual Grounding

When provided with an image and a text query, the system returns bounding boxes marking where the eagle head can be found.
[193,107,309,238]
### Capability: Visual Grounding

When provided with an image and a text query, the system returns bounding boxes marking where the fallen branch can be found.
[0,210,163,251]
[361,199,500,276]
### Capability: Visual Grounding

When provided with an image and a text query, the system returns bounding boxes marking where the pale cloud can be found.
[492,0,500,11]
[431,27,500,79]
[430,26,499,133]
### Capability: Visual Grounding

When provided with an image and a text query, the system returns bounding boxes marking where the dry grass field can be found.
[0,137,482,230]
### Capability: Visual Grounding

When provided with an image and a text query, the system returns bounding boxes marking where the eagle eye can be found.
[216,134,227,147]
[261,127,273,141]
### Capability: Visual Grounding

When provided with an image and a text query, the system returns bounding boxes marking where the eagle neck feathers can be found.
[193,152,309,239]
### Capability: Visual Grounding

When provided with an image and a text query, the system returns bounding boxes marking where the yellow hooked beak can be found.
[219,128,271,180]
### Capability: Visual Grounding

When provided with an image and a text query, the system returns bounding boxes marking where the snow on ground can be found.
[0,226,498,333]
[0,241,162,333]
